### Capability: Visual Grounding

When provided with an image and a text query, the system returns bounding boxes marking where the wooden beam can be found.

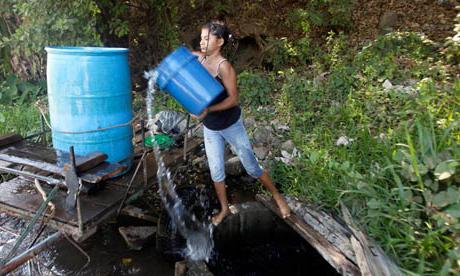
[341,203,401,276]
[0,134,22,148]
[0,231,64,275]
[256,194,361,275]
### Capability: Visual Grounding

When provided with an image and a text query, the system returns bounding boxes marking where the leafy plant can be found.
[238,71,275,107]
[0,75,46,105]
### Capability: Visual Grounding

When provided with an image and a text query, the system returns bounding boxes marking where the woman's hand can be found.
[191,108,208,120]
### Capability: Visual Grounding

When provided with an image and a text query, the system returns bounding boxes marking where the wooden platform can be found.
[0,176,126,241]
[0,134,204,242]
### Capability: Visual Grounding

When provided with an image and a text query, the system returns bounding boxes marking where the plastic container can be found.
[45,46,133,170]
[154,46,223,115]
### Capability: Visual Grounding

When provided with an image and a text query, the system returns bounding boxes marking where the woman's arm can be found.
[208,61,239,112]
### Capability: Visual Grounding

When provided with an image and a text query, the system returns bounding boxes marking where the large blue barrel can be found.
[45,46,133,170]
[155,46,223,115]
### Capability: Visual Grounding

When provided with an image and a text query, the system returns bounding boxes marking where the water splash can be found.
[144,69,214,261]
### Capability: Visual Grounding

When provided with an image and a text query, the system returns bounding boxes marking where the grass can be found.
[243,32,460,274]
[0,103,42,136]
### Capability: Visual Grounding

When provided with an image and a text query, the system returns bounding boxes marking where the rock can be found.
[253,146,269,160]
[121,205,157,223]
[192,124,204,138]
[253,127,273,144]
[192,156,209,172]
[405,79,418,86]
[225,156,244,176]
[336,136,354,146]
[244,116,256,127]
[382,79,393,90]
[281,140,295,153]
[313,72,329,87]
[119,226,156,250]
[175,260,212,276]
[270,119,289,131]
[379,11,399,34]
[274,148,299,165]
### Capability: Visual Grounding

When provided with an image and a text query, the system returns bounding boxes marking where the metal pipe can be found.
[0,231,64,276]
[183,115,190,161]
[141,120,148,188]
[116,151,147,216]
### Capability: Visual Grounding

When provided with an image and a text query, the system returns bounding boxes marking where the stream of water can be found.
[144,69,214,262]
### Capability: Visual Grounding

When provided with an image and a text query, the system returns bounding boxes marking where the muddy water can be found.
[0,214,174,275]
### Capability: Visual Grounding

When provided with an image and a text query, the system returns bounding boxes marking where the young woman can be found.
[192,21,290,226]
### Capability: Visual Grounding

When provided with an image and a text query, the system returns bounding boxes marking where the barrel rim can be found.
[155,46,197,89]
[45,46,129,55]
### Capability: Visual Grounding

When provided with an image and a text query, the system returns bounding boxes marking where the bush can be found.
[237,70,275,107]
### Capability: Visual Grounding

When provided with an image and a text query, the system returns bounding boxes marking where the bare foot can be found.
[273,194,291,218]
[211,208,230,226]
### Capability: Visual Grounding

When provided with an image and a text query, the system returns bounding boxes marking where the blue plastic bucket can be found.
[155,46,224,115]
[45,46,133,171]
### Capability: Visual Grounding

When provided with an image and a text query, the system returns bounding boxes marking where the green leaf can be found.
[432,191,449,208]
[445,203,460,218]
[434,160,459,181]
[0,113,5,123]
[367,198,381,209]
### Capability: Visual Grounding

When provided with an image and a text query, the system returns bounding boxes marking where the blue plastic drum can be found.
[155,46,224,115]
[45,46,133,170]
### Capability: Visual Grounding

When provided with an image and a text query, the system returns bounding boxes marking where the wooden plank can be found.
[0,148,107,173]
[75,152,108,172]
[0,134,23,148]
[341,203,401,276]
[0,177,126,231]
[121,205,157,222]
[286,197,356,264]
[79,162,127,183]
[256,194,361,275]
[0,145,123,184]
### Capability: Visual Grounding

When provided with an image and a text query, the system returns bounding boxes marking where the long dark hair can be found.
[202,21,233,47]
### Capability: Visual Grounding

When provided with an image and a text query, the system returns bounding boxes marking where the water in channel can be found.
[144,69,214,262]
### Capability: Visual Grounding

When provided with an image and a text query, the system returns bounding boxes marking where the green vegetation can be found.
[239,31,460,274]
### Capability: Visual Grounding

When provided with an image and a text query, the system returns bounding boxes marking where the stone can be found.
[379,11,399,34]
[253,146,269,160]
[225,156,244,176]
[192,124,204,138]
[253,127,273,144]
[281,140,295,153]
[336,136,354,146]
[244,116,256,127]
[192,156,208,172]
[382,79,393,90]
[119,226,156,250]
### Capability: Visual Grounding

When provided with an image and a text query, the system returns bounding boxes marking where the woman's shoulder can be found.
[217,58,235,77]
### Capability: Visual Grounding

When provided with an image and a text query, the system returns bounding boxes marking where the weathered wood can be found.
[0,134,22,148]
[256,194,361,276]
[341,203,401,276]
[118,226,156,250]
[0,231,64,275]
[0,177,126,240]
[0,148,124,184]
[0,148,108,173]
[286,197,356,264]
[175,261,187,276]
[350,235,372,276]
[0,165,65,187]
[75,152,108,172]
[121,205,157,222]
